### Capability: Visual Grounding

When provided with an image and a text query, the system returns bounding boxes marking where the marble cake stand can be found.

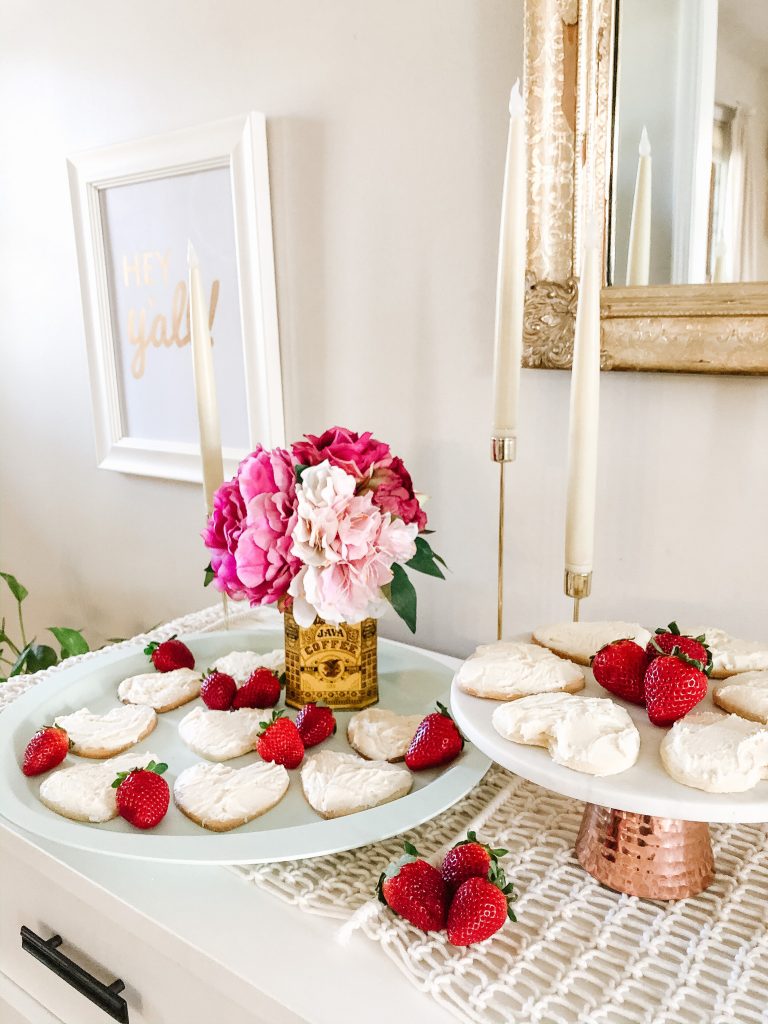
[450,661,768,901]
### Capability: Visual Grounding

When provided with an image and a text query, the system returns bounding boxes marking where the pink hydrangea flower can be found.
[201,477,248,600]
[292,426,391,480]
[289,462,418,625]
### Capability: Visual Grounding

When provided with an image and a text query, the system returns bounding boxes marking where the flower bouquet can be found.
[203,427,444,708]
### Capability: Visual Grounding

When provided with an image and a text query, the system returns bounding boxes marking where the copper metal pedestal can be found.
[576,804,715,900]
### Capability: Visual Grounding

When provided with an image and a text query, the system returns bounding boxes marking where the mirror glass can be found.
[609,0,768,286]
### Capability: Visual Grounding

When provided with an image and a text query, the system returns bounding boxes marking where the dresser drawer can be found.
[0,827,291,1024]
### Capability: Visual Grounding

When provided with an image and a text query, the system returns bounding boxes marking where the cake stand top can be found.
[450,643,768,823]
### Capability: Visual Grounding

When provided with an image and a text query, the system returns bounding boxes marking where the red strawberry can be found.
[644,651,708,726]
[295,703,336,747]
[446,862,518,946]
[22,726,70,777]
[591,639,650,705]
[112,760,170,829]
[377,841,448,931]
[233,668,281,709]
[647,622,712,676]
[441,830,508,892]
[257,710,304,769]
[144,635,195,672]
[200,670,236,710]
[405,702,464,771]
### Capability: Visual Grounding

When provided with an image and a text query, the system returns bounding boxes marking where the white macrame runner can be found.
[3,604,768,1024]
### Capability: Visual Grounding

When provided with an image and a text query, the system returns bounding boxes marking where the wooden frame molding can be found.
[522,0,768,374]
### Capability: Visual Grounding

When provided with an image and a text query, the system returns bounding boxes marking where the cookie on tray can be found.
[39,750,159,822]
[660,711,768,793]
[118,667,202,713]
[713,671,768,723]
[455,640,584,700]
[177,706,264,761]
[301,750,412,819]
[53,705,157,758]
[686,627,768,680]
[174,760,289,832]
[531,621,652,666]
[347,708,423,762]
[209,649,284,684]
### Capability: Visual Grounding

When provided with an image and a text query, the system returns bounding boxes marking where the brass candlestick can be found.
[492,436,516,640]
[564,568,592,623]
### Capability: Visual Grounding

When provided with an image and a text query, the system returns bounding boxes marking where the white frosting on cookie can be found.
[532,621,652,663]
[118,668,201,709]
[347,708,423,761]
[39,750,159,822]
[660,711,768,793]
[492,693,640,776]
[301,750,412,817]
[210,649,285,684]
[54,705,156,753]
[456,641,584,699]
[178,707,265,761]
[174,760,289,829]
[688,627,768,675]
[714,671,768,723]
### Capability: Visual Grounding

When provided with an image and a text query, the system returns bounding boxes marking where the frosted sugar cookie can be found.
[660,711,768,793]
[210,649,284,684]
[118,667,202,713]
[347,708,423,762]
[53,705,156,758]
[455,641,584,700]
[301,750,412,819]
[686,627,768,679]
[713,671,768,723]
[492,692,640,776]
[178,707,264,761]
[532,621,652,666]
[39,750,159,823]
[174,760,289,832]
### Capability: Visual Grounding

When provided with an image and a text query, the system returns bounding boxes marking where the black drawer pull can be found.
[20,926,129,1023]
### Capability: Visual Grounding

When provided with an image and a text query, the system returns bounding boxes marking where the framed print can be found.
[67,112,283,481]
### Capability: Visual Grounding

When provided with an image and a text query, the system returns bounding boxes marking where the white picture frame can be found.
[67,112,284,482]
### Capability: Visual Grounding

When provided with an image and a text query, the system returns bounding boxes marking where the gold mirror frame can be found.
[523,0,768,374]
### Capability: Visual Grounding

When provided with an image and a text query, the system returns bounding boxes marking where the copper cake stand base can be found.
[575,804,715,901]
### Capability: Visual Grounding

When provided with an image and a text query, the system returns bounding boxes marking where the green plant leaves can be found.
[49,627,89,660]
[203,562,215,587]
[25,644,59,673]
[388,564,417,634]
[0,572,28,604]
[406,536,446,579]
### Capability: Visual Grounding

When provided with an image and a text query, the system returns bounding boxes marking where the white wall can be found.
[1,0,767,660]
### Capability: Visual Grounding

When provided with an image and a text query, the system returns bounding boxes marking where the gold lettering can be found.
[142,252,154,285]
[122,253,142,288]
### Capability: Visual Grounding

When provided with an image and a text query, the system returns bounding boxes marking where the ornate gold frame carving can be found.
[523,0,768,374]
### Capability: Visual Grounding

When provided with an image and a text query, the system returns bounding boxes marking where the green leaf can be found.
[0,572,28,604]
[294,463,311,482]
[203,562,215,587]
[25,644,59,673]
[0,627,20,656]
[48,627,89,659]
[388,564,417,634]
[405,536,445,579]
[8,641,34,677]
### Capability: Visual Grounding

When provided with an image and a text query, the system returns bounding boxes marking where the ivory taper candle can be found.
[491,79,526,442]
[564,214,602,576]
[188,241,224,517]
[626,126,652,286]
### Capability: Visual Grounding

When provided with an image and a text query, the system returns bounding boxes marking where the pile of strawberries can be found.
[378,832,517,946]
[591,621,713,726]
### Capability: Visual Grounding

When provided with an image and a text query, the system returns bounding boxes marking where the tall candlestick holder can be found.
[564,568,592,622]
[492,435,516,640]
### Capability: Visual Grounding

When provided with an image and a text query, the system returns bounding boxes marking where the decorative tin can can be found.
[283,610,378,710]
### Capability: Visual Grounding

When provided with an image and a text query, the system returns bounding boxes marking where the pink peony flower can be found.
[367,456,427,531]
[235,446,300,605]
[292,426,391,481]
[201,477,248,600]
[289,462,418,625]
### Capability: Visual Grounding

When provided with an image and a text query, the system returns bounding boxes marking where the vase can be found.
[283,610,378,710]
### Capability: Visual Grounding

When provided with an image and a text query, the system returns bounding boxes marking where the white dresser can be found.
[0,820,449,1024]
